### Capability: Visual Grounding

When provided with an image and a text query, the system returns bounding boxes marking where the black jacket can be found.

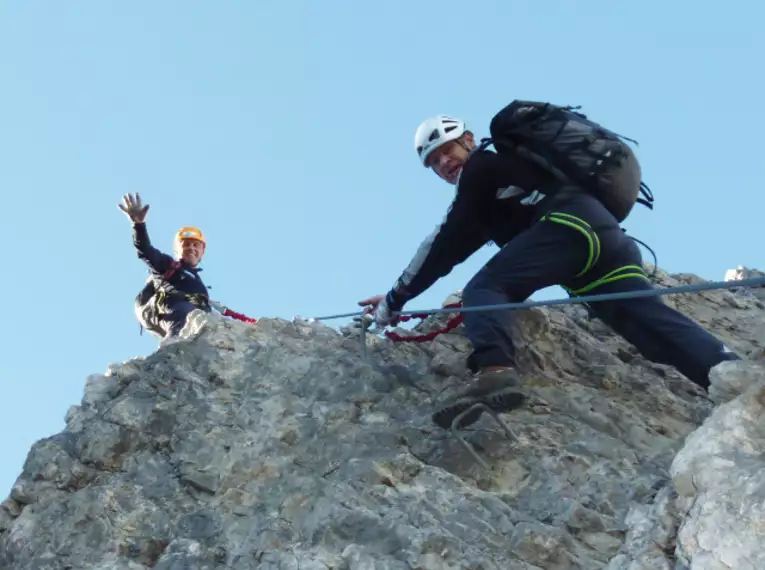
[386,148,559,310]
[132,222,209,300]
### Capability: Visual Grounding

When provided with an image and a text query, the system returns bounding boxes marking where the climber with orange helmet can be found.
[119,192,211,338]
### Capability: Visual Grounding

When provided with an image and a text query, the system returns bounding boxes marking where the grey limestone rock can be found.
[2,266,765,569]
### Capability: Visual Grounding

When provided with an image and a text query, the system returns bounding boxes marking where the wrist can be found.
[385,290,405,313]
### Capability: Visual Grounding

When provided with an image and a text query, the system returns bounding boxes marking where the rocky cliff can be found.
[1,266,764,570]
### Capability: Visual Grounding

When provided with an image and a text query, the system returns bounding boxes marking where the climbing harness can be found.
[135,261,184,337]
[315,274,765,470]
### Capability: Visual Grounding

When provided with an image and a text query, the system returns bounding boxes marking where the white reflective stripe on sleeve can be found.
[397,226,439,288]
[395,184,461,292]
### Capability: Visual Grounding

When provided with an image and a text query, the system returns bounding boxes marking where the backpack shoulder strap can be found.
[476,137,495,153]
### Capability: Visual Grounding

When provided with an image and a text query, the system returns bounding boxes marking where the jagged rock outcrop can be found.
[1,266,764,569]
[724,265,765,299]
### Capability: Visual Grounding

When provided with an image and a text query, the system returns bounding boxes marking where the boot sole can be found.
[432,389,527,430]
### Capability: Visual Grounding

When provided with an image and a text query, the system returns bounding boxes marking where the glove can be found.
[356,292,403,330]
[373,296,397,327]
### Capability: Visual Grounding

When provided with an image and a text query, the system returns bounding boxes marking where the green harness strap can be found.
[540,212,601,277]
[563,264,651,296]
[541,212,651,294]
[155,290,210,313]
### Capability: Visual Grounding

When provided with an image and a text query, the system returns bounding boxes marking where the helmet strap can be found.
[457,138,474,153]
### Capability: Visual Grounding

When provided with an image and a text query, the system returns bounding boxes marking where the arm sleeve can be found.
[132,223,175,275]
[386,191,486,311]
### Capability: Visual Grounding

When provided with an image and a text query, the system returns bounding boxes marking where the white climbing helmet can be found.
[414,115,467,166]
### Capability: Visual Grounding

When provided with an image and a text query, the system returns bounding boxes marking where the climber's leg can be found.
[432,211,593,429]
[584,239,741,390]
[461,217,591,373]
[435,193,646,430]
[160,300,196,338]
[461,191,628,374]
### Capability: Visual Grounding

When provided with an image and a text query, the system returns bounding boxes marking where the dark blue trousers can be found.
[462,193,739,389]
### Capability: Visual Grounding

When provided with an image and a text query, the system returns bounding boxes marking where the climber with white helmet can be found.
[119,192,212,338]
[359,103,740,430]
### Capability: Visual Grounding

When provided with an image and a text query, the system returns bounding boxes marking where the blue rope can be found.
[312,276,765,322]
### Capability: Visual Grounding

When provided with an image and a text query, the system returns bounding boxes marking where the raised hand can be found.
[118,192,150,223]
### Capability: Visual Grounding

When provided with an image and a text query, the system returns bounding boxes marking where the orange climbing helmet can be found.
[173,226,206,257]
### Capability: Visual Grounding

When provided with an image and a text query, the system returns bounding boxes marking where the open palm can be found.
[118,192,150,223]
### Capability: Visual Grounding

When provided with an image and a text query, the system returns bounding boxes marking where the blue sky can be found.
[1,2,762,494]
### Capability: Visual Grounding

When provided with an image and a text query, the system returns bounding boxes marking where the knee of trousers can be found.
[463,272,495,306]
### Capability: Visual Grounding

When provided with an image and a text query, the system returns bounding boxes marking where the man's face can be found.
[179,238,205,266]
[425,132,475,184]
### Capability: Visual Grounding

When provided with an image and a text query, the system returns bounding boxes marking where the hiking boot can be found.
[432,368,527,429]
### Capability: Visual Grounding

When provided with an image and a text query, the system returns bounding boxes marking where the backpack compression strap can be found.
[637,182,654,210]
[479,137,656,214]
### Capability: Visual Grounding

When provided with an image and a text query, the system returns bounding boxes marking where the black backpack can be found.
[482,100,654,222]
[134,261,182,337]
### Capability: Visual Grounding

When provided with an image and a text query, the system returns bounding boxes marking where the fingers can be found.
[118,193,150,221]
[121,193,143,208]
[357,294,384,307]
